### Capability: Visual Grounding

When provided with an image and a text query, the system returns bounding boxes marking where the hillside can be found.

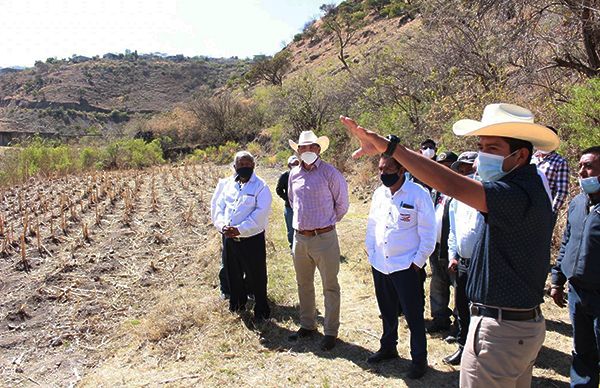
[0,56,251,141]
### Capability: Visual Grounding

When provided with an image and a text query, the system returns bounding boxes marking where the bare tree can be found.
[188,91,263,145]
[320,3,365,71]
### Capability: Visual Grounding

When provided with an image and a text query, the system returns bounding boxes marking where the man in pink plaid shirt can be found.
[287,130,349,351]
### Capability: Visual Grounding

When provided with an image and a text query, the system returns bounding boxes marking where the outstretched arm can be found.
[339,116,488,213]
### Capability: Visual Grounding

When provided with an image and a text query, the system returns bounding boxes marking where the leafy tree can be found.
[558,77,600,150]
[244,50,291,86]
[271,71,355,139]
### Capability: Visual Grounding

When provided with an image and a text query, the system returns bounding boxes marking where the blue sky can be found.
[0,0,341,67]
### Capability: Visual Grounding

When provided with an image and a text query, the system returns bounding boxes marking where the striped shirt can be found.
[532,151,570,213]
[288,158,349,230]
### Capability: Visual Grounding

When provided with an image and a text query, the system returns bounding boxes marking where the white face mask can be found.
[300,152,318,165]
[422,148,435,159]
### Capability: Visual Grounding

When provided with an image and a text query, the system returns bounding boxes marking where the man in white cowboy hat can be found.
[287,130,349,351]
[275,155,300,249]
[340,103,558,387]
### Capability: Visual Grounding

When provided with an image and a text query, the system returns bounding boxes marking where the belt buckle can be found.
[469,304,479,316]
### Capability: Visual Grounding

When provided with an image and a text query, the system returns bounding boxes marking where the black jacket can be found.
[276,171,291,208]
[552,193,600,290]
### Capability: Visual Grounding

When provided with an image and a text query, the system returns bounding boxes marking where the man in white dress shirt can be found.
[212,151,272,320]
[365,154,436,379]
[444,151,484,365]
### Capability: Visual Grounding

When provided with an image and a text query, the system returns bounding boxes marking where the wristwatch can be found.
[383,134,400,157]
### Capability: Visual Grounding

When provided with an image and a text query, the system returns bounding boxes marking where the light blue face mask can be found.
[476,150,519,182]
[579,176,600,194]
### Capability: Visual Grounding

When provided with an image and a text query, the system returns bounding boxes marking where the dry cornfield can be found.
[0,164,572,387]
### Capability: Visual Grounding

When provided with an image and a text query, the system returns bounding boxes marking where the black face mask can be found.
[236,167,253,181]
[380,172,401,187]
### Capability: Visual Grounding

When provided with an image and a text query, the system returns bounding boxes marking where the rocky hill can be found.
[0,55,251,142]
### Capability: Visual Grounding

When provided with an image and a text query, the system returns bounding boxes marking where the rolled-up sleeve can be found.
[414,191,436,267]
[235,183,272,237]
[553,159,570,213]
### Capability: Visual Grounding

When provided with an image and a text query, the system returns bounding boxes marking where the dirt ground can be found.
[0,164,572,387]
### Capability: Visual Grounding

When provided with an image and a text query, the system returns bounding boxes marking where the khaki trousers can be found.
[292,229,341,336]
[460,314,545,388]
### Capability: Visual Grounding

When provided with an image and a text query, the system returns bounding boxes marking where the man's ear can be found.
[517,148,530,166]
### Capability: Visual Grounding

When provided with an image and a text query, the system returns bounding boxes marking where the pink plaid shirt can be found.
[288,158,349,230]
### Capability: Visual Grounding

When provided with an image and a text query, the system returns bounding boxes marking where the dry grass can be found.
[76,166,571,388]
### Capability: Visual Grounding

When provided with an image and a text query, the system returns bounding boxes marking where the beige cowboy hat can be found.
[452,103,559,152]
[288,130,330,153]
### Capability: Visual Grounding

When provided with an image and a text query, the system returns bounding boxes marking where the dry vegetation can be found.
[0,164,572,387]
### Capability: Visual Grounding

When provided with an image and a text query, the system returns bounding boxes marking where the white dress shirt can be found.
[366,179,436,274]
[212,173,272,238]
[434,193,451,243]
[447,199,484,260]
[210,177,228,223]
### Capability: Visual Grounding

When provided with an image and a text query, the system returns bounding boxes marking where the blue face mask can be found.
[579,176,600,194]
[476,150,519,182]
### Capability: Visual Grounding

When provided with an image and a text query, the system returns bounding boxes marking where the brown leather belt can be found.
[296,225,335,236]
[470,304,542,321]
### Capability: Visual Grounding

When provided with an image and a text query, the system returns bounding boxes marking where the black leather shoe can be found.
[407,361,428,379]
[443,347,463,366]
[288,327,317,341]
[367,348,399,364]
[320,335,336,351]
[426,319,451,333]
[444,334,457,344]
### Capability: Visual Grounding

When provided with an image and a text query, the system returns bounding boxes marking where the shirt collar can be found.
[236,172,256,185]
[301,157,322,171]
[384,178,409,198]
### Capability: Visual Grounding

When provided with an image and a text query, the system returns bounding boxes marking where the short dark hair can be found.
[502,137,533,163]
[380,154,403,170]
[420,139,436,148]
[581,146,600,157]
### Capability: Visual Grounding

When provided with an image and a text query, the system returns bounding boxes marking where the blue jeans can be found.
[569,284,600,387]
[284,206,294,248]
[429,244,453,322]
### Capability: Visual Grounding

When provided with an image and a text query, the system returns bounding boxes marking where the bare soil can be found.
[0,165,571,387]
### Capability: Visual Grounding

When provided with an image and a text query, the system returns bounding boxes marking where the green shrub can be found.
[382,1,406,17]
[79,147,103,170]
[246,141,262,156]
[104,138,164,169]
[558,78,600,152]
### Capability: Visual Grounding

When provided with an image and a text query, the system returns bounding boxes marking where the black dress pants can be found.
[455,258,470,346]
[223,232,270,319]
[372,266,427,364]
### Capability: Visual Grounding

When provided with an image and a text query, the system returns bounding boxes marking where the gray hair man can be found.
[212,151,272,320]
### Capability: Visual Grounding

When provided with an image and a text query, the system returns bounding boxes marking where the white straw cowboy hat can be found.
[288,131,330,153]
[452,103,559,152]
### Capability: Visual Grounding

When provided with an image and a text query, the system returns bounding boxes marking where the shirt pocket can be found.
[393,208,417,229]
[237,194,256,211]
